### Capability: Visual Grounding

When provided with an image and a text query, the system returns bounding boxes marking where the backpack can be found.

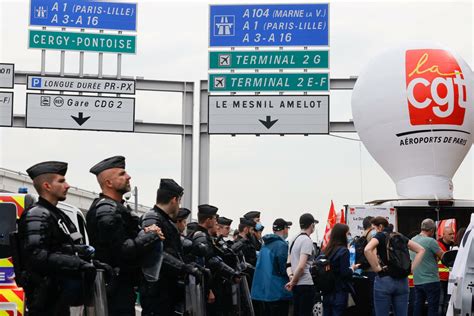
[312,254,337,294]
[353,234,370,270]
[289,234,322,287]
[384,232,411,278]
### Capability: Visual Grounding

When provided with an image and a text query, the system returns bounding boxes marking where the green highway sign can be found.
[29,30,136,54]
[209,51,329,69]
[208,73,329,92]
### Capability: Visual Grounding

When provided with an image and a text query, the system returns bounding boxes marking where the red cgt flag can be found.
[322,200,337,249]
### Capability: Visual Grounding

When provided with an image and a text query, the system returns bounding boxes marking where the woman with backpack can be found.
[322,223,359,316]
[364,216,425,316]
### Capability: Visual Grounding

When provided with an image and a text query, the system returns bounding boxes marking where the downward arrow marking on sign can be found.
[259,116,278,129]
[71,112,91,126]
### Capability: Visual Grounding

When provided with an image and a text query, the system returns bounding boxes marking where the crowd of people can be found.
[12,156,467,316]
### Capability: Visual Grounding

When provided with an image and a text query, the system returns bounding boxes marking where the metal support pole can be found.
[79,29,84,96]
[41,27,46,83]
[98,30,104,79]
[198,81,210,205]
[117,31,122,80]
[181,82,194,211]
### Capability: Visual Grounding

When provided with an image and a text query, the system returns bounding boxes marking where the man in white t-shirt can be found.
[286,213,319,316]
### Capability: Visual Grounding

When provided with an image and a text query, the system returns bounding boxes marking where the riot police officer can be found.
[243,211,262,251]
[216,216,233,241]
[213,217,240,316]
[233,217,258,269]
[86,156,163,315]
[176,207,191,235]
[140,179,201,316]
[16,161,96,316]
[189,204,241,315]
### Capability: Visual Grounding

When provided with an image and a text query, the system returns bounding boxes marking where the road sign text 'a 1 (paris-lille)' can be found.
[209,4,329,47]
[30,0,137,31]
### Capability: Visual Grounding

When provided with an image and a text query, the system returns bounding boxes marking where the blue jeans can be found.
[323,291,348,316]
[374,275,409,316]
[414,282,441,316]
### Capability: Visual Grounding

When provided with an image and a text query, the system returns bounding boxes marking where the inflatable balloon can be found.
[352,43,473,199]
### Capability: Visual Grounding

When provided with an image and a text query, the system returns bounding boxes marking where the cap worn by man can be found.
[159,179,184,196]
[273,218,293,231]
[198,204,218,216]
[27,161,68,180]
[177,208,191,220]
[240,217,256,228]
[299,213,319,228]
[244,211,260,220]
[218,216,233,226]
[89,156,126,176]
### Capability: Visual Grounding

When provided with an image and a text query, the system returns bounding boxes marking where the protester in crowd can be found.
[254,223,265,250]
[454,227,466,248]
[410,219,444,316]
[322,223,359,316]
[406,231,420,316]
[251,218,293,316]
[353,216,376,315]
[437,225,454,315]
[365,216,425,316]
[285,213,319,316]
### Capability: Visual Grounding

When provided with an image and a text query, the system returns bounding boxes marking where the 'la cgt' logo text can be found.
[405,49,468,126]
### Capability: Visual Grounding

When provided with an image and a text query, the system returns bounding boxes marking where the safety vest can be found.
[437,240,450,282]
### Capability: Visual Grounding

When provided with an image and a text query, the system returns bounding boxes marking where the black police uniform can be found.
[244,211,262,251]
[232,218,258,269]
[139,179,198,316]
[16,161,95,316]
[86,156,160,316]
[189,205,240,316]
[213,217,239,316]
[177,207,191,221]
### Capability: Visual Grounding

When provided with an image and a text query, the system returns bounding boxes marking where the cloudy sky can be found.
[0,0,472,241]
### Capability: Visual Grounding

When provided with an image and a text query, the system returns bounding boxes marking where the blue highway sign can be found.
[30,0,137,31]
[209,4,329,47]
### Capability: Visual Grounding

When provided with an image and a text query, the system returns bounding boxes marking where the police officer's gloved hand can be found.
[183,263,202,279]
[232,272,241,284]
[75,245,95,261]
[80,261,97,285]
[92,260,114,283]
